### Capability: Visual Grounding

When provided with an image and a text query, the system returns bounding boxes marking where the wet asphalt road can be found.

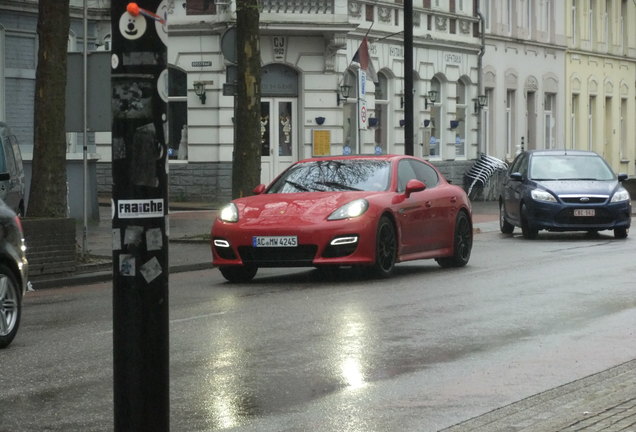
[2,228,635,431]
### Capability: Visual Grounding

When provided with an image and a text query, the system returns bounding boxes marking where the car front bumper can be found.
[526,199,632,232]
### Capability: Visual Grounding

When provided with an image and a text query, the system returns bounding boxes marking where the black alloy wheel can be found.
[499,200,514,234]
[436,211,472,268]
[0,265,21,348]
[521,203,538,239]
[372,216,396,278]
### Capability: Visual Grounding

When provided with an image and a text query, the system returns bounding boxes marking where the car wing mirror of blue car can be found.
[509,172,523,182]
[618,173,628,182]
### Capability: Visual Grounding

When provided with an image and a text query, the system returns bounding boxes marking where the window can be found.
[571,94,579,149]
[620,98,627,160]
[588,95,596,151]
[480,0,491,32]
[409,159,439,188]
[526,0,533,36]
[429,78,442,158]
[507,0,513,34]
[622,0,628,53]
[506,90,515,157]
[455,80,467,158]
[168,67,188,159]
[589,0,595,42]
[571,2,578,43]
[374,72,389,154]
[544,93,556,149]
[484,88,494,154]
[605,0,611,44]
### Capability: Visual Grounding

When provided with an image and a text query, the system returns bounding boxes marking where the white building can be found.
[480,0,567,162]
[112,0,483,203]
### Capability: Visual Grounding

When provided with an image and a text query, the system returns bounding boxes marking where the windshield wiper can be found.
[285,180,310,192]
[558,178,599,181]
[315,181,362,191]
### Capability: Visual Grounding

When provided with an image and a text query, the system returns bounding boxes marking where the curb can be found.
[30,262,214,290]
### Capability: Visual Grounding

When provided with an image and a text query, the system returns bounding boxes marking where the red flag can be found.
[352,37,378,83]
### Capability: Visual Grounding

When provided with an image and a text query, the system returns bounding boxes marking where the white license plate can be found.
[574,209,595,217]
[252,236,298,247]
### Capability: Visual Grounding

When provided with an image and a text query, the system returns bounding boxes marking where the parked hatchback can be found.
[0,198,28,348]
[0,122,26,216]
[499,150,631,239]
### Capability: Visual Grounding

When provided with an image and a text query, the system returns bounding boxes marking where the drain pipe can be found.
[477,11,485,155]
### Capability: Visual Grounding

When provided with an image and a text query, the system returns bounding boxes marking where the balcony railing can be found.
[260,0,334,14]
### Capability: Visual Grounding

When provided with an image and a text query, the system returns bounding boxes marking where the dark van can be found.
[0,123,25,216]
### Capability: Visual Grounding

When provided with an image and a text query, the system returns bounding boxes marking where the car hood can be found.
[534,179,619,196]
[232,192,378,226]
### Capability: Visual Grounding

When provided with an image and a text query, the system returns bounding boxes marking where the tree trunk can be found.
[233,0,261,199]
[28,0,70,218]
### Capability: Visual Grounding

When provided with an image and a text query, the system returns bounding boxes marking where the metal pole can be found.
[477,11,485,155]
[111,1,169,430]
[82,0,88,257]
[404,0,414,155]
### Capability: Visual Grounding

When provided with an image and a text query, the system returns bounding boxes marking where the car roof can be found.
[296,154,412,164]
[526,149,601,157]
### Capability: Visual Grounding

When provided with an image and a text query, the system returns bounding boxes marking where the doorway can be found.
[260,98,296,184]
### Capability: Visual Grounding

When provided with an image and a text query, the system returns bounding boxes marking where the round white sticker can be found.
[111,53,119,70]
[119,11,147,41]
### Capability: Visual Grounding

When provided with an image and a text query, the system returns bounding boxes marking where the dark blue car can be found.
[499,150,632,239]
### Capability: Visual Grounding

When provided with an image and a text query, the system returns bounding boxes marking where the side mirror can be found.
[618,173,628,182]
[0,173,9,181]
[252,184,266,195]
[509,172,523,182]
[405,179,426,198]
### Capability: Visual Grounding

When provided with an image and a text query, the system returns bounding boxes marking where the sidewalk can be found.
[27,199,636,432]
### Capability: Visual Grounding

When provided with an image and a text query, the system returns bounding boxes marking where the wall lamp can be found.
[424,90,438,109]
[193,81,206,104]
[473,94,488,113]
[337,84,352,106]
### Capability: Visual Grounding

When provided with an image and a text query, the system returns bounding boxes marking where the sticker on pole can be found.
[118,199,165,219]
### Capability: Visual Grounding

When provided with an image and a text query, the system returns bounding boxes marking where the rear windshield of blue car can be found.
[268,159,391,193]
[530,155,615,181]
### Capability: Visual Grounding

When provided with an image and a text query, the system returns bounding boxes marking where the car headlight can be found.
[327,199,369,220]
[531,189,557,203]
[219,203,238,222]
[611,187,631,203]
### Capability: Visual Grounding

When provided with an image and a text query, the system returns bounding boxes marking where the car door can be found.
[0,135,21,214]
[503,152,528,224]
[395,159,430,255]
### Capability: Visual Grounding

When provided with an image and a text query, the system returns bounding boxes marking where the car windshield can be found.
[267,159,391,193]
[529,154,615,181]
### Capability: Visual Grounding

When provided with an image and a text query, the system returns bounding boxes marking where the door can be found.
[260,98,296,185]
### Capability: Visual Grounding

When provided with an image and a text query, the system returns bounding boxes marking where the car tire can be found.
[372,216,396,278]
[614,227,628,239]
[0,265,21,349]
[521,203,538,239]
[436,211,472,268]
[499,200,514,234]
[219,265,258,283]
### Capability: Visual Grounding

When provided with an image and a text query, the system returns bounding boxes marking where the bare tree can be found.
[232,0,261,198]
[28,0,70,218]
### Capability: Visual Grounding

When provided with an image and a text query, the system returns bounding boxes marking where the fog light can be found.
[330,236,358,246]
[214,239,230,247]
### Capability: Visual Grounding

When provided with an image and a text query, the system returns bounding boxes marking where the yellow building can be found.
[566,0,636,175]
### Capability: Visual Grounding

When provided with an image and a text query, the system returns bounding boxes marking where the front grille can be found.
[238,245,317,267]
[555,208,614,225]
[560,196,608,204]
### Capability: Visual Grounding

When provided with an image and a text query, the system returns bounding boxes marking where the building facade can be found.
[2,1,634,208]
[480,0,567,163]
[565,0,636,176]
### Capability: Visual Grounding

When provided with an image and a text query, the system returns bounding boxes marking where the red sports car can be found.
[211,155,473,282]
